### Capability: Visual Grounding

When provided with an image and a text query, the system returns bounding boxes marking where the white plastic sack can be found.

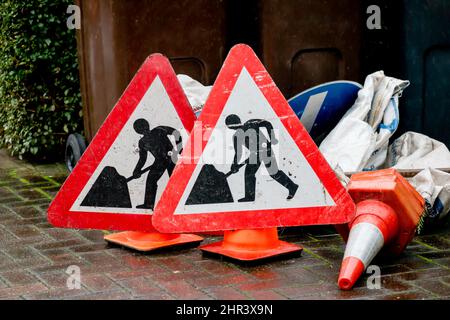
[319,71,409,173]
[387,132,450,170]
[177,74,212,116]
[410,168,450,229]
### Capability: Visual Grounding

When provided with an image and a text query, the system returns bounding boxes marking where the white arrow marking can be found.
[300,92,328,132]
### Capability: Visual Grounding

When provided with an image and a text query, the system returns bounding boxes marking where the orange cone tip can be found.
[200,228,302,261]
[104,231,203,252]
[338,256,365,290]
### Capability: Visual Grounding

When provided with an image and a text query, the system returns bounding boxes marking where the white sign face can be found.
[71,76,188,215]
[175,68,335,215]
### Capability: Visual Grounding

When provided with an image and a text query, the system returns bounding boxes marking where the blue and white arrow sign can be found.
[288,81,362,141]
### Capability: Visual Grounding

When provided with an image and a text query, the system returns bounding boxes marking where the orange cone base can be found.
[200,228,303,261]
[104,231,204,252]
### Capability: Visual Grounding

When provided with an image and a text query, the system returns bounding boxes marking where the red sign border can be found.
[48,54,196,232]
[153,44,355,233]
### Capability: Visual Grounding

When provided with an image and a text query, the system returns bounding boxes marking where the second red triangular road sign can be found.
[153,44,355,233]
[48,54,196,232]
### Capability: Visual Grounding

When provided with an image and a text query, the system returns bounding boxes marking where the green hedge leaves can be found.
[0,0,82,159]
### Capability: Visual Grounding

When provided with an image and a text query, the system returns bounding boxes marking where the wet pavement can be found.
[0,150,449,300]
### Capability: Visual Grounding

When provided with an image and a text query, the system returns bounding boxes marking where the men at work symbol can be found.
[81,119,182,210]
[185,114,299,206]
[132,119,182,210]
[226,114,299,202]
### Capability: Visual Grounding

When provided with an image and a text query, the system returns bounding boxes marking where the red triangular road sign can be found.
[48,54,196,232]
[153,44,355,233]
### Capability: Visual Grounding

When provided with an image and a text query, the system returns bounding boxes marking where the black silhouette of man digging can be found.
[132,119,182,210]
[226,114,299,202]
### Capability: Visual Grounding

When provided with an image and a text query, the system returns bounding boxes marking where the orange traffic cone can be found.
[104,231,203,252]
[337,169,425,290]
[199,228,302,261]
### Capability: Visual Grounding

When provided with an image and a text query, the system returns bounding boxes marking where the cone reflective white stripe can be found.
[338,222,385,290]
[343,222,385,267]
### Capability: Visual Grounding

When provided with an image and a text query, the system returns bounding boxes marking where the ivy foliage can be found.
[0,0,82,159]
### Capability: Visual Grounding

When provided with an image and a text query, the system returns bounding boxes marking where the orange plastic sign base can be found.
[200,229,303,261]
[104,231,203,252]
